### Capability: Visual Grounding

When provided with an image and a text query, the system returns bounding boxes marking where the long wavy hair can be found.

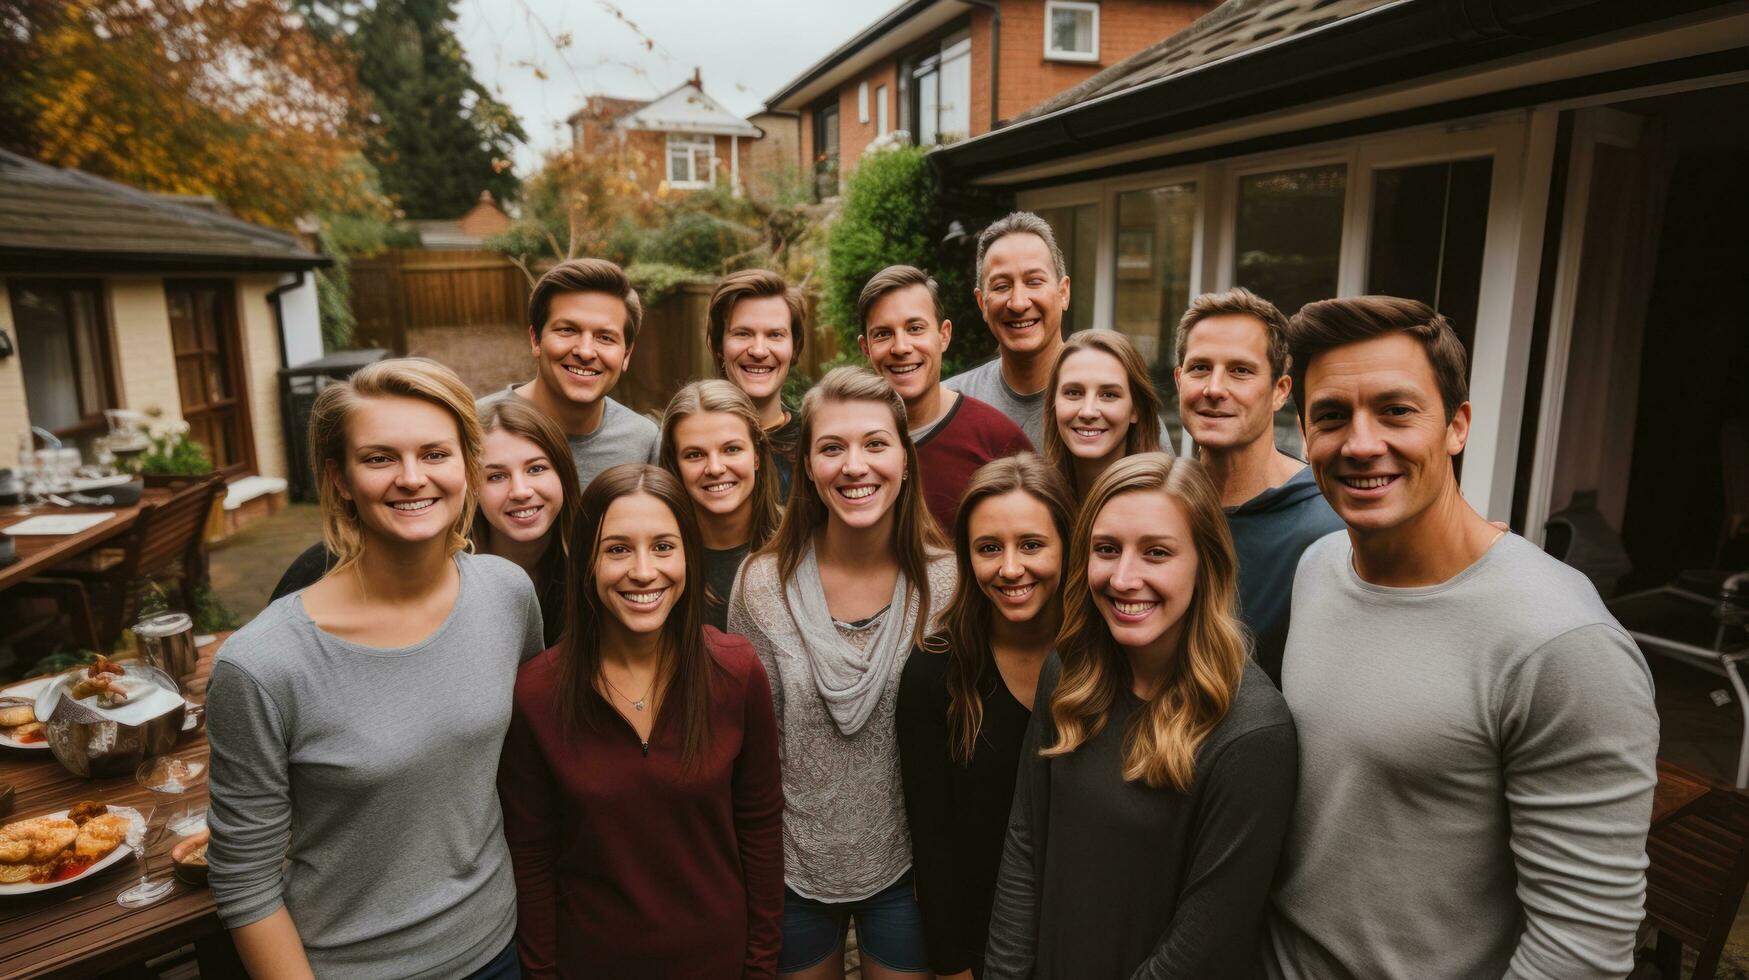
[1041,453,1246,791]
[927,454,1074,765]
[759,366,948,649]
[1041,330,1164,496]
[556,464,713,768]
[471,398,581,646]
[309,357,482,573]
[659,379,784,563]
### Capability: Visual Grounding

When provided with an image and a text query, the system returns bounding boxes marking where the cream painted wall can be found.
[108,278,184,426]
[236,277,288,479]
[0,282,26,467]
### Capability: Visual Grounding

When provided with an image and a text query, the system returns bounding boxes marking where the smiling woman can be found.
[1041,330,1164,497]
[473,398,584,646]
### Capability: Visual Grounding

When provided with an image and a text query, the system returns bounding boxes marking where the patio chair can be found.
[15,472,224,651]
[1643,783,1749,979]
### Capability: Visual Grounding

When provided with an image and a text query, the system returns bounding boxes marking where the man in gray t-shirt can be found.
[1264,297,1657,980]
[482,258,659,490]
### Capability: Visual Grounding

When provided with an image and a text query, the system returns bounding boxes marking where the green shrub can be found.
[822,145,1007,377]
[637,211,760,272]
[625,262,714,306]
[137,429,214,476]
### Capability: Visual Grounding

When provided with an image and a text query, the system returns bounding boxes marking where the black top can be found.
[897,641,1033,978]
[702,542,752,632]
[984,656,1298,980]
[766,412,802,499]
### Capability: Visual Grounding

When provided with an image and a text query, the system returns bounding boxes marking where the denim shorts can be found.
[779,873,929,973]
[465,941,520,980]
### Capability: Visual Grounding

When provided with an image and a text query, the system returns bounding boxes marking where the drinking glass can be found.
[114,798,173,909]
[140,750,209,836]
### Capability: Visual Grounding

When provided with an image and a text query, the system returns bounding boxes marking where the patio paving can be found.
[208,502,321,622]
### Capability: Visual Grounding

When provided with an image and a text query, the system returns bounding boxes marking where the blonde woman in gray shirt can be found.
[728,367,955,980]
[206,358,543,980]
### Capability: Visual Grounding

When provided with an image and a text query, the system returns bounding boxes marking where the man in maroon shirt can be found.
[859,265,1033,532]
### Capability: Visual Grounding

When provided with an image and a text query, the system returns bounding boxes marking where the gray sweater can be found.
[1265,532,1659,980]
[206,552,545,978]
[478,386,658,489]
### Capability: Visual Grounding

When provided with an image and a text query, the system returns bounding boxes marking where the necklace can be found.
[604,673,654,711]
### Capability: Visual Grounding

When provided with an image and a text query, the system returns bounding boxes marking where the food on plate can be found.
[0,807,126,887]
[0,703,32,727]
[73,813,128,859]
[69,670,133,708]
[6,721,44,744]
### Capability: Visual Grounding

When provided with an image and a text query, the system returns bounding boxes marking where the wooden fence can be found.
[347,248,838,415]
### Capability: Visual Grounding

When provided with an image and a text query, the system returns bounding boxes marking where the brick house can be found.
[765,0,1218,199]
[0,150,328,496]
[566,73,763,197]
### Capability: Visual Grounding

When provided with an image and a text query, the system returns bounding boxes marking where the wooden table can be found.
[0,494,163,593]
[1654,757,1714,829]
[0,635,235,978]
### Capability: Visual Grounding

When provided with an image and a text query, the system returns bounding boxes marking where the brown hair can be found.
[976,211,1066,287]
[1042,453,1247,792]
[471,398,582,646]
[706,269,806,368]
[309,357,482,573]
[528,258,644,345]
[1040,330,1164,495]
[929,454,1074,765]
[759,366,949,649]
[1287,295,1469,422]
[557,464,714,768]
[659,379,784,558]
[857,264,943,330]
[1175,287,1291,380]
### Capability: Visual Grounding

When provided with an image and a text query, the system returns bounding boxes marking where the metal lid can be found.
[131,612,193,638]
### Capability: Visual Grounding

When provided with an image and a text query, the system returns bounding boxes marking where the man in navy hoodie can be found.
[1175,288,1342,685]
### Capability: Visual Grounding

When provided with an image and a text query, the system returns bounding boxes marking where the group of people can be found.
[201,211,1660,980]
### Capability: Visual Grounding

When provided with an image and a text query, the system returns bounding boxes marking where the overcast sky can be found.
[453,0,896,174]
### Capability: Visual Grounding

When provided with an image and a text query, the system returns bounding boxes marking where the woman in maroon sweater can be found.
[498,464,784,977]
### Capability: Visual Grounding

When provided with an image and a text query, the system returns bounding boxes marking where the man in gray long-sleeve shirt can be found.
[1264,296,1658,980]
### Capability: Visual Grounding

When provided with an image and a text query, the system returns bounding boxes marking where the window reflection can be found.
[1114,183,1197,443]
[1234,164,1347,319]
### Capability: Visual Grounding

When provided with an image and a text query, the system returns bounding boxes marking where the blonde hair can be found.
[309,357,483,572]
[659,379,783,554]
[1042,453,1247,791]
[1041,330,1164,496]
[759,366,948,649]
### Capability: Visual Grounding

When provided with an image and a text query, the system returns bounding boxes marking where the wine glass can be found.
[114,800,173,909]
[141,751,209,836]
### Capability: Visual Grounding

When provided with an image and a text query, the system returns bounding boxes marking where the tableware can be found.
[170,828,209,887]
[2,513,116,536]
[0,677,53,751]
[0,806,140,897]
[140,750,207,836]
[135,613,202,733]
[37,663,186,777]
[115,790,171,909]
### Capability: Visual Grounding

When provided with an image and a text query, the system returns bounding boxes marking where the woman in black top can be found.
[983,454,1297,979]
[897,454,1073,979]
[658,380,782,631]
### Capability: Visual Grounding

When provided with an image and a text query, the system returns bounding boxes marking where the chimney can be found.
[691,66,703,90]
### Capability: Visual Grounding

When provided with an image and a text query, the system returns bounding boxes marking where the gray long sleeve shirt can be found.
[206,552,545,978]
[1265,532,1659,980]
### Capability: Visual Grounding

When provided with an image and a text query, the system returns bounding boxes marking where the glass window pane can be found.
[938,38,971,144]
[668,146,690,183]
[14,284,110,434]
[1034,203,1099,335]
[1114,183,1198,442]
[1234,164,1347,318]
[916,70,939,146]
[1366,157,1492,355]
[1051,7,1094,54]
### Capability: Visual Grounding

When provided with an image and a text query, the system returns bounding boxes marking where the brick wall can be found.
[109,278,184,425]
[838,62,903,164]
[746,113,800,204]
[996,1,1215,121]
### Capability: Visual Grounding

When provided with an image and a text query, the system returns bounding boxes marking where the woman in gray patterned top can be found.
[728,367,955,979]
[206,358,543,980]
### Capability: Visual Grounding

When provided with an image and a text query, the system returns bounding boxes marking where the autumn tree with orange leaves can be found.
[3,0,388,228]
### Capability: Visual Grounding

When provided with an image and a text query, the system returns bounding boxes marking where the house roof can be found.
[766,0,970,111]
[932,0,1745,186]
[614,82,763,138]
[0,149,329,274]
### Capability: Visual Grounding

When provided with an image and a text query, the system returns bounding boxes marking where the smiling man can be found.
[707,269,806,493]
[1264,296,1658,980]
[1174,288,1340,685]
[481,258,659,489]
[859,265,1031,530]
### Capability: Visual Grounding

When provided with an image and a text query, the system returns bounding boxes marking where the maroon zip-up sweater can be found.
[497,628,784,978]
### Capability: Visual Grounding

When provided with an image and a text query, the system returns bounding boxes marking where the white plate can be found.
[2,513,115,537]
[0,806,142,896]
[0,677,53,751]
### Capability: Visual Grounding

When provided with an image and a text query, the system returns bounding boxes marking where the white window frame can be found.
[665,133,715,189]
[876,85,890,136]
[858,82,870,124]
[1044,1,1100,64]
